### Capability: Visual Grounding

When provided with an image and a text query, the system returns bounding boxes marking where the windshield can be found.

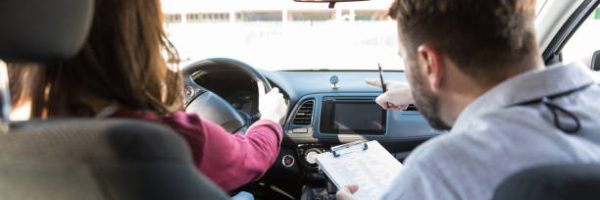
[162,0,400,71]
[162,0,549,71]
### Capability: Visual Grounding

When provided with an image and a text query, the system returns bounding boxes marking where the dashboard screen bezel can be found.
[319,98,387,135]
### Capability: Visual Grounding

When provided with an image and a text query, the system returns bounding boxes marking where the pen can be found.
[378,63,387,92]
[378,63,393,109]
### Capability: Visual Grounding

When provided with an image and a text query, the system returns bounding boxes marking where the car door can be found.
[542,0,600,68]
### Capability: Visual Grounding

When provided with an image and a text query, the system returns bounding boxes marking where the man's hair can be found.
[389,0,539,84]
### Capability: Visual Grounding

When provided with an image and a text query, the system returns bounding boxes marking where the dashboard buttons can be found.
[292,128,309,133]
[184,86,195,98]
[304,149,322,165]
[282,155,295,168]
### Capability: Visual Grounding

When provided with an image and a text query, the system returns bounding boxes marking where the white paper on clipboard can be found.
[315,141,403,200]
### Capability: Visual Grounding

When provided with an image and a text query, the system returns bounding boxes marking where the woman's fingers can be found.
[259,86,288,122]
[257,81,266,98]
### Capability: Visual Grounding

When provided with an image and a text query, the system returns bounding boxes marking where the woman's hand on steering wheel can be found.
[258,82,288,123]
[184,58,284,132]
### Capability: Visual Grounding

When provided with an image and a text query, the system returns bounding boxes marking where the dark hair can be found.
[10,0,182,118]
[389,0,539,84]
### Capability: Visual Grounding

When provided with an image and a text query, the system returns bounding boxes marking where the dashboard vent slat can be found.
[406,104,418,111]
[293,101,314,125]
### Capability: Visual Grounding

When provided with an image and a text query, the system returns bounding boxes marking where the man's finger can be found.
[347,185,359,193]
[365,79,383,88]
[389,105,401,110]
[336,185,359,200]
[375,93,390,109]
[400,104,409,110]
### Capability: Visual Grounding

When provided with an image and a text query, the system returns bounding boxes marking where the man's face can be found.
[399,41,452,131]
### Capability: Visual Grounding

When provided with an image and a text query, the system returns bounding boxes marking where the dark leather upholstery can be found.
[493,164,600,200]
[0,119,229,200]
[0,0,93,61]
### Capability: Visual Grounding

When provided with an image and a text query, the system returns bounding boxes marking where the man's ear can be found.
[417,45,445,92]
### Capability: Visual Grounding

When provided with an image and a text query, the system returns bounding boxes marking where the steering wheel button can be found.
[282,155,295,167]
[184,86,195,97]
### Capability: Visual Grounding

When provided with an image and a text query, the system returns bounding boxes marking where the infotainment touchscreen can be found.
[320,100,386,134]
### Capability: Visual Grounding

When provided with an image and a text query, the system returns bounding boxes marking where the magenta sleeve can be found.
[114,110,283,192]
[195,119,283,192]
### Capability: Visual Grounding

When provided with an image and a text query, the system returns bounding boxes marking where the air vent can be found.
[293,101,314,125]
[405,104,418,111]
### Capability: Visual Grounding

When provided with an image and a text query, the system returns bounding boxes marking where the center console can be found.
[280,92,442,175]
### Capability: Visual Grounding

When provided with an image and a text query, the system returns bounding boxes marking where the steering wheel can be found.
[182,58,273,133]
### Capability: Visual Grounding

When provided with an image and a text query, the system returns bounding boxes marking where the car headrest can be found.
[493,164,600,200]
[0,0,94,61]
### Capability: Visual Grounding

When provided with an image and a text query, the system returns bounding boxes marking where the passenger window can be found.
[561,5,600,67]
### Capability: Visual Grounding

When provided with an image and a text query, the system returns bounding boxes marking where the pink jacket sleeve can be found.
[161,112,283,192]
[197,119,283,191]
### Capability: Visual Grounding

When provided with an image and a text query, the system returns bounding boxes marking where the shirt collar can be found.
[452,62,599,131]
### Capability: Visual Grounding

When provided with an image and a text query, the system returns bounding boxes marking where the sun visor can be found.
[0,0,93,61]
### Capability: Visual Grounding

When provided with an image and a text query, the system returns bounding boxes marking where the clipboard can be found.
[315,141,403,200]
[332,141,369,157]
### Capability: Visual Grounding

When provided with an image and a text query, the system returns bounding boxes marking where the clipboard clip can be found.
[332,141,369,158]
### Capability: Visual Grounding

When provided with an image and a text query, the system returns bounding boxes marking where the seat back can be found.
[493,164,600,200]
[0,119,229,200]
[0,1,228,199]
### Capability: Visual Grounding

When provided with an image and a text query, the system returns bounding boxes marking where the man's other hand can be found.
[365,79,414,110]
[336,185,359,200]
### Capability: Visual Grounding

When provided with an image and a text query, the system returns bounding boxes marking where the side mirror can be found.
[592,50,600,71]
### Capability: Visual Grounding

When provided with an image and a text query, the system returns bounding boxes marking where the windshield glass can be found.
[162,0,399,71]
[162,0,549,71]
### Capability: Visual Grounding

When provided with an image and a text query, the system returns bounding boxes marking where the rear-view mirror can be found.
[294,0,369,8]
[294,0,368,2]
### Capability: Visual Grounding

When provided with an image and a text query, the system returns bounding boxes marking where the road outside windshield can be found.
[161,0,402,71]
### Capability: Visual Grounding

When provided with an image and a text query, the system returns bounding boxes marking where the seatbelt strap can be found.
[95,102,120,119]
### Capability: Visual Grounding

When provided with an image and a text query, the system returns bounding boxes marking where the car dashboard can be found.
[264,70,442,144]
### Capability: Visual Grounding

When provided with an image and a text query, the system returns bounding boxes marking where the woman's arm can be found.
[161,87,287,192]
[196,118,282,192]
[162,111,282,192]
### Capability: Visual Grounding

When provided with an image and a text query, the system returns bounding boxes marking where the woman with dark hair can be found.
[8,0,287,193]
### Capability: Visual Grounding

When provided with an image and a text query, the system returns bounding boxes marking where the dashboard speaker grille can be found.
[292,100,314,125]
